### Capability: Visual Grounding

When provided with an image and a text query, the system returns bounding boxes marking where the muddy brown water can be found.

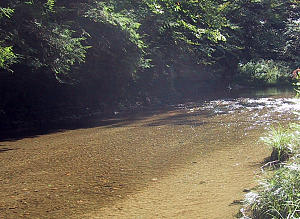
[0,88,299,219]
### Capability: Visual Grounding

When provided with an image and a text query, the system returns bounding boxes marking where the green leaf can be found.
[0,46,18,71]
[0,7,14,19]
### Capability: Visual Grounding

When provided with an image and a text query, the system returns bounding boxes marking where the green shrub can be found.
[235,59,292,86]
[0,45,18,71]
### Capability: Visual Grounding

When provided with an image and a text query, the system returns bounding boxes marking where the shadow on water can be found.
[0,106,178,142]
[236,87,296,98]
[0,87,295,142]
[0,117,131,142]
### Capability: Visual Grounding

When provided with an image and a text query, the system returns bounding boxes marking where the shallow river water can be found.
[0,88,299,219]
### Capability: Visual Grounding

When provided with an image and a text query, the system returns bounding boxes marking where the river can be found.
[0,88,299,219]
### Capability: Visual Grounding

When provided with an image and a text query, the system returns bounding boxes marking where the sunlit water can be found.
[1,87,299,219]
[176,88,299,129]
[85,88,299,218]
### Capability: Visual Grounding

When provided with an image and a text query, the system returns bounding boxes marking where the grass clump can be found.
[241,123,300,219]
[246,166,300,219]
[261,125,299,162]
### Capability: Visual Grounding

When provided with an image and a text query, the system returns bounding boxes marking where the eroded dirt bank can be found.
[1,94,299,219]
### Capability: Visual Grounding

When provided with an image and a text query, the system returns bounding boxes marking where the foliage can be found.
[0,45,17,70]
[235,60,292,86]
[84,2,145,50]
[0,6,17,71]
[0,7,14,19]
[292,69,300,96]
[281,3,300,68]
[227,0,298,61]
[143,0,232,64]
[0,0,299,125]
[0,1,89,81]
[44,0,55,12]
[83,1,148,76]
[32,23,89,80]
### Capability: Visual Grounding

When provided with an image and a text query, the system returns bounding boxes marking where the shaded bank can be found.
[1,1,298,134]
[0,86,295,136]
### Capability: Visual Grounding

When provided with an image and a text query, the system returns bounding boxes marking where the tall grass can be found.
[261,125,298,162]
[242,123,300,219]
[249,166,300,219]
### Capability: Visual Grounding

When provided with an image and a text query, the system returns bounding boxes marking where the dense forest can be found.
[0,0,299,128]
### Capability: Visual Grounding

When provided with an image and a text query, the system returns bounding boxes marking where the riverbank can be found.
[241,122,300,218]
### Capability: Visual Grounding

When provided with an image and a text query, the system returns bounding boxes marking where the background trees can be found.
[0,0,299,126]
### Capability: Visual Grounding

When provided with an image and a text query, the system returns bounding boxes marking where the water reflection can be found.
[236,87,296,98]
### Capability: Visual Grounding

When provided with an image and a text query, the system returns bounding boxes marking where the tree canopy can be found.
[0,0,299,126]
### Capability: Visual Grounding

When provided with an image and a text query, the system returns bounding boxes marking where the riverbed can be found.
[0,88,299,219]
